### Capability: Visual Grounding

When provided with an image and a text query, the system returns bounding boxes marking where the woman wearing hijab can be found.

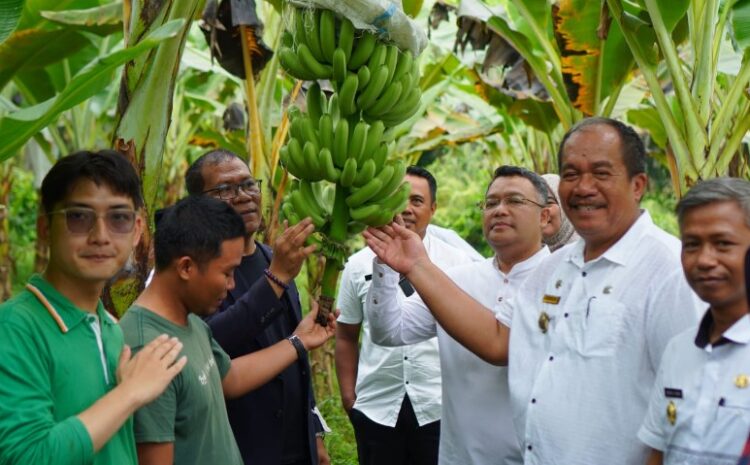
[541,173,579,251]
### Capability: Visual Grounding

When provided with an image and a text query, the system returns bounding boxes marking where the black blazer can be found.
[206,242,321,465]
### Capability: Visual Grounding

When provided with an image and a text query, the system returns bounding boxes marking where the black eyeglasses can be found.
[477,194,545,211]
[203,179,262,200]
[47,208,137,234]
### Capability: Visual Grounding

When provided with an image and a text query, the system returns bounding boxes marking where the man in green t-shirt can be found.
[120,195,336,465]
[0,150,187,465]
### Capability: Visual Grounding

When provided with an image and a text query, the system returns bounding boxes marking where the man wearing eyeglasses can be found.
[364,166,550,464]
[363,118,703,465]
[184,149,329,465]
[0,150,186,465]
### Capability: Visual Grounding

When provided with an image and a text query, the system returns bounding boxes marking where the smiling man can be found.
[184,150,329,465]
[0,150,186,465]
[639,178,750,465]
[362,117,703,465]
[120,195,335,465]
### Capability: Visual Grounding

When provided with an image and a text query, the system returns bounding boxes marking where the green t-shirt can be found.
[120,305,242,465]
[0,274,137,465]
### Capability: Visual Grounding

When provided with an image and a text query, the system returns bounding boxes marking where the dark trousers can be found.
[349,395,440,465]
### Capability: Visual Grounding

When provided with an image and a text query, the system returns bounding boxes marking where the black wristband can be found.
[287,334,307,360]
[264,268,290,290]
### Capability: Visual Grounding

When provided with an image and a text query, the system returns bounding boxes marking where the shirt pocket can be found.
[580,297,627,357]
[709,394,750,455]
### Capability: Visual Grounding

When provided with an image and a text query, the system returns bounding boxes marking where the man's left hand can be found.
[316,436,330,465]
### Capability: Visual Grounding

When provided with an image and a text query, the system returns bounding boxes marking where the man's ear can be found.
[540,206,551,228]
[430,201,437,215]
[131,213,144,248]
[37,212,50,244]
[176,256,196,281]
[632,173,648,203]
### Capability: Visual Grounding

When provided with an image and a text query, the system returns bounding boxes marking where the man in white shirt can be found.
[639,178,750,465]
[366,166,551,465]
[335,166,475,465]
[362,117,703,465]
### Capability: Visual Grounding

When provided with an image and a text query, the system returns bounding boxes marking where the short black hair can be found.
[154,195,246,271]
[489,165,549,204]
[406,165,437,204]
[40,150,144,213]
[557,117,646,178]
[185,149,242,195]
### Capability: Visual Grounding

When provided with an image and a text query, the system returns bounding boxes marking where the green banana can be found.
[353,159,376,187]
[293,8,306,47]
[288,138,307,178]
[366,81,403,117]
[306,83,324,124]
[347,221,368,235]
[282,202,301,225]
[357,65,371,88]
[332,48,347,85]
[319,9,336,62]
[348,121,368,163]
[303,141,324,181]
[348,32,376,70]
[380,181,411,214]
[281,145,304,179]
[368,209,397,227]
[391,50,413,83]
[349,203,381,223]
[346,177,384,207]
[357,65,389,110]
[328,93,340,120]
[318,114,334,152]
[297,43,332,80]
[383,85,421,124]
[362,120,385,159]
[281,31,294,49]
[375,161,406,198]
[339,158,358,187]
[338,74,359,116]
[371,143,388,172]
[366,42,387,72]
[332,118,349,168]
[338,17,355,61]
[383,45,399,86]
[300,180,329,217]
[299,114,320,148]
[304,9,325,62]
[319,148,340,182]
[279,47,316,81]
[291,189,326,227]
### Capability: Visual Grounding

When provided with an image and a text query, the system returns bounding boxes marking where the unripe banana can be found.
[362,120,385,159]
[327,93,340,121]
[281,145,305,179]
[368,209,397,227]
[338,17,355,61]
[279,47,316,81]
[383,44,399,86]
[297,43,332,80]
[320,148,340,182]
[348,32,376,70]
[349,203,381,223]
[300,180,329,217]
[303,141,324,180]
[281,31,294,48]
[357,65,389,110]
[391,50,413,83]
[332,48,347,85]
[318,114,334,152]
[332,118,349,168]
[282,201,301,225]
[353,159,376,187]
[366,42,387,72]
[293,8,306,47]
[299,114,320,148]
[304,9,325,62]
[348,121,368,163]
[366,81,403,117]
[357,65,371,88]
[319,9,336,62]
[339,157,358,187]
[338,74,359,117]
[371,143,388,172]
[380,181,411,214]
[291,189,326,227]
[288,138,307,178]
[347,221,368,235]
[346,177,383,207]
[306,83,324,124]
[375,160,406,198]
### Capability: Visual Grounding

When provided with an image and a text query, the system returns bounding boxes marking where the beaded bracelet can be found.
[264,268,290,290]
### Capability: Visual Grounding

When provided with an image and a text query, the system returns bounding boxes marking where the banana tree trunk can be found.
[108,0,204,314]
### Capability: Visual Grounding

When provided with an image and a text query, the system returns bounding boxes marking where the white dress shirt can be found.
[639,312,750,465]
[496,211,704,465]
[337,233,472,427]
[368,246,550,465]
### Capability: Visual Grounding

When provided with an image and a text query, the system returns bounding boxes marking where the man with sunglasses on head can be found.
[364,118,704,465]
[184,149,330,465]
[0,150,187,465]
[365,166,550,464]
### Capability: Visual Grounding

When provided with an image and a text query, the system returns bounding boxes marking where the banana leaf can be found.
[0,0,24,43]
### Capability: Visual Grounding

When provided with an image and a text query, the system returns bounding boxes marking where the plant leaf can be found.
[0,0,24,44]
[732,0,750,50]
[0,18,185,162]
[40,2,122,35]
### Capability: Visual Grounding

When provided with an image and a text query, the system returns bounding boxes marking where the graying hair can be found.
[676,177,750,227]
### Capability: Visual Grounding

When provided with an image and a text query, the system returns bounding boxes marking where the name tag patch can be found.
[542,294,561,305]
[664,388,683,398]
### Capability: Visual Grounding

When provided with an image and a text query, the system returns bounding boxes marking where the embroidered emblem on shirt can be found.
[664,388,683,398]
[736,374,749,389]
[538,312,550,334]
[542,294,561,305]
[666,401,677,425]
[555,280,562,289]
[603,285,613,295]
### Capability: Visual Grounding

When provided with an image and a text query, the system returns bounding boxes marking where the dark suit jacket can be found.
[206,242,321,465]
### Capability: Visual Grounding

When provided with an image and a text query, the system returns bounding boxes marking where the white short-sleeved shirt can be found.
[496,211,704,465]
[337,233,472,427]
[368,246,549,465]
[639,312,750,465]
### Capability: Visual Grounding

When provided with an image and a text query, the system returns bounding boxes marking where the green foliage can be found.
[8,167,37,293]
[0,0,24,44]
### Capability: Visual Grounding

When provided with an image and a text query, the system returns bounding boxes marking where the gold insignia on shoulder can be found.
[542,294,561,305]
[538,312,550,334]
[666,401,677,425]
[736,374,749,389]
[603,286,612,294]
[555,280,562,289]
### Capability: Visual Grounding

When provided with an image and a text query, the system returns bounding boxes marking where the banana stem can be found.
[328,184,349,243]
[315,259,342,325]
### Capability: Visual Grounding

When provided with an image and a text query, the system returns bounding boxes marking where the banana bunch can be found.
[278,6,422,128]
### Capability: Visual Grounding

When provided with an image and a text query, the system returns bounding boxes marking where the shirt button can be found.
[527,445,533,451]
[405,381,409,385]
[531,398,536,404]
[564,313,569,318]
[582,271,587,277]
[373,299,378,304]
[378,272,383,278]
[404,356,408,360]
[497,297,503,302]
[503,279,509,284]
[548,356,554,361]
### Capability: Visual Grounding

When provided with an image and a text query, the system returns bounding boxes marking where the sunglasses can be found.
[47,207,137,235]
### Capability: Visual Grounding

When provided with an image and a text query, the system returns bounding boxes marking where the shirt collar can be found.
[27,274,114,333]
[694,310,750,348]
[495,245,551,277]
[568,210,653,268]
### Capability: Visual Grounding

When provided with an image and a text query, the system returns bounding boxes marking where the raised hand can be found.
[362,222,429,276]
[268,218,317,284]
[295,301,337,351]
[116,334,187,407]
